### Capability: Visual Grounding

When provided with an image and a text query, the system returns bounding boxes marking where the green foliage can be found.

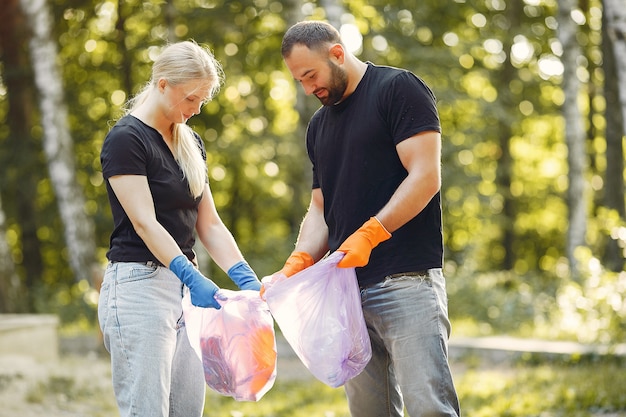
[0,0,623,352]
[39,279,99,326]
[551,255,626,344]
[447,266,558,338]
[447,204,625,344]
[2,4,625,415]
[447,256,626,345]
[456,360,626,417]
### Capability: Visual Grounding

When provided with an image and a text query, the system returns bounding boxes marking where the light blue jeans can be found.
[345,269,461,417]
[98,262,206,417]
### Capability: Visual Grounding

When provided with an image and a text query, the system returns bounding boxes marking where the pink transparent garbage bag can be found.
[262,251,372,388]
[183,289,277,402]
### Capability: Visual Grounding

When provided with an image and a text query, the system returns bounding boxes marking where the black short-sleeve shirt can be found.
[306,63,443,287]
[100,115,204,264]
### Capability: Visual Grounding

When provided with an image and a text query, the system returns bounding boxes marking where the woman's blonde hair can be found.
[127,41,224,198]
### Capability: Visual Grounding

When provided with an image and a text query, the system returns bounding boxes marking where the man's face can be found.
[284,44,348,106]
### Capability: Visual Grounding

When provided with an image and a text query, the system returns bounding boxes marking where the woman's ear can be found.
[157,78,167,93]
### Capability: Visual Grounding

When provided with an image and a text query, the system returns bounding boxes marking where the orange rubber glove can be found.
[280,251,314,277]
[337,217,391,268]
[259,251,314,299]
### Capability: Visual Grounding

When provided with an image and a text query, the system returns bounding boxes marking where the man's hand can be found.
[280,251,314,277]
[337,217,391,268]
[259,251,314,299]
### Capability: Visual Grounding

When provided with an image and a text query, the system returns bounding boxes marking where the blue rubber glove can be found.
[169,255,220,309]
[227,261,262,291]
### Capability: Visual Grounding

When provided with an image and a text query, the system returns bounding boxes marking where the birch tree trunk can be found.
[557,0,588,279]
[602,0,626,271]
[19,0,97,283]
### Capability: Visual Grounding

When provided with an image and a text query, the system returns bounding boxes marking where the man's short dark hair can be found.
[281,21,343,58]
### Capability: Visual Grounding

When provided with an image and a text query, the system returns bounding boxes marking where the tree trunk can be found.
[0,0,46,311]
[604,0,626,128]
[494,1,524,271]
[115,0,134,96]
[557,0,588,279]
[602,0,626,271]
[165,0,177,43]
[0,191,23,313]
[19,0,97,284]
[282,0,318,241]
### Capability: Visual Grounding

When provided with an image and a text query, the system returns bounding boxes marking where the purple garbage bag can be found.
[262,251,371,387]
[183,289,277,401]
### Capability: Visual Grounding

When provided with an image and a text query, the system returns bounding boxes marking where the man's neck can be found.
[339,58,367,103]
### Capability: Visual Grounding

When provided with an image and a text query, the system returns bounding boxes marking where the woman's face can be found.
[159,79,212,124]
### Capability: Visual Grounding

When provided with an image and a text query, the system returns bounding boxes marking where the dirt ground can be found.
[0,334,318,417]
[0,352,113,417]
[2,334,624,417]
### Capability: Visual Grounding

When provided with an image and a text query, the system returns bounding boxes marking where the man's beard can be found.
[317,60,348,106]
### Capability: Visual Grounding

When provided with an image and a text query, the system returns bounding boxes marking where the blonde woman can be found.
[99,41,261,417]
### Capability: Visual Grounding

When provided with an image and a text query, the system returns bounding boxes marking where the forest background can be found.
[0,0,624,346]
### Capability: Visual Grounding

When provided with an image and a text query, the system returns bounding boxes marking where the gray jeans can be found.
[345,269,461,416]
[98,262,205,417]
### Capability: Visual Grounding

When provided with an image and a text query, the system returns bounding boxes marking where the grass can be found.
[200,357,626,417]
[7,345,624,416]
[456,360,626,417]
[204,380,350,417]
[47,279,626,417]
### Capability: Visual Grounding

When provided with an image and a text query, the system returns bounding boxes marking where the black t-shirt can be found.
[306,63,443,287]
[100,115,204,264]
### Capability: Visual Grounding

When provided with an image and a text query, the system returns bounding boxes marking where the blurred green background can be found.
[0,0,624,346]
